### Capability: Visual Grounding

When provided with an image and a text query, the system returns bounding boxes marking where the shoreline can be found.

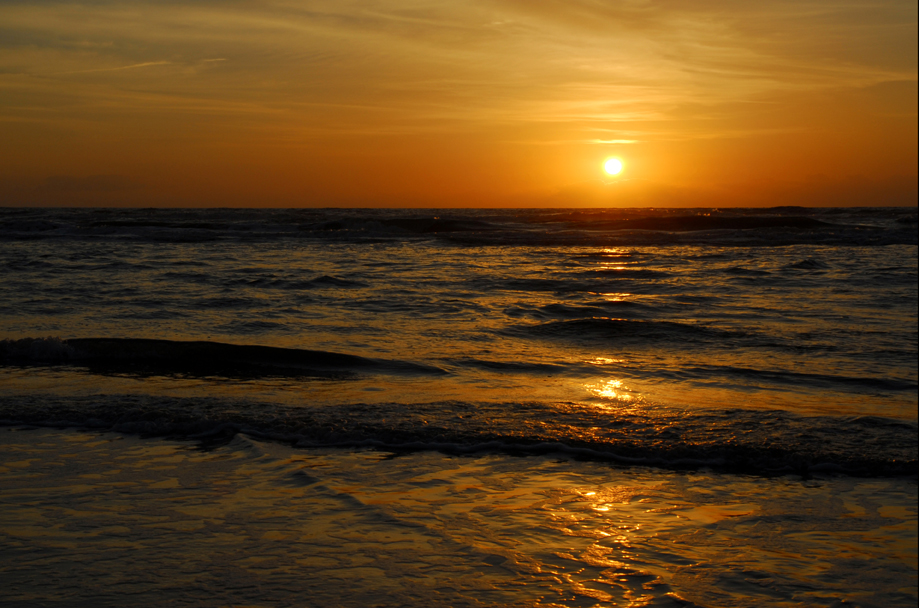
[2,426,916,607]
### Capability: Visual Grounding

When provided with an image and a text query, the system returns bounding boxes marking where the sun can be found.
[604,158,623,176]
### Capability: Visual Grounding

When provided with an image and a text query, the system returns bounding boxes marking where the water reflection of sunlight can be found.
[588,379,635,402]
[590,357,625,365]
[601,292,632,301]
[600,248,632,257]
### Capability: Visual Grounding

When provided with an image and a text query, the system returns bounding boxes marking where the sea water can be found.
[0,207,916,606]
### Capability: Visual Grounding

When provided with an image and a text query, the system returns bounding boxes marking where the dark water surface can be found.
[0,207,916,606]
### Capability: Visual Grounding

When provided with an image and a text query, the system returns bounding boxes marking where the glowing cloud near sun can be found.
[604,158,623,176]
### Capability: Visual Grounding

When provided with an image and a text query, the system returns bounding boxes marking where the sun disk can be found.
[604,158,623,175]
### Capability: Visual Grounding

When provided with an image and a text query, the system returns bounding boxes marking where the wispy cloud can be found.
[0,0,914,206]
[60,61,171,75]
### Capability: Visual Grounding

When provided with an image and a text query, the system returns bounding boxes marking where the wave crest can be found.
[0,337,445,378]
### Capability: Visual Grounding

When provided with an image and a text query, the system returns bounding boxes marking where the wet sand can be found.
[1,427,916,607]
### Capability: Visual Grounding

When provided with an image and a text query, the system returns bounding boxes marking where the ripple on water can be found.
[0,428,915,607]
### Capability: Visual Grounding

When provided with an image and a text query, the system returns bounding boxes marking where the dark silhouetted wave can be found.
[0,393,914,477]
[508,318,734,344]
[0,337,446,378]
[503,302,648,321]
[1,207,916,246]
[658,364,918,392]
[582,215,833,232]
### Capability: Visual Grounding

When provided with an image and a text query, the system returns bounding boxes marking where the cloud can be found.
[0,0,914,206]
[3,1,911,121]
[62,61,172,75]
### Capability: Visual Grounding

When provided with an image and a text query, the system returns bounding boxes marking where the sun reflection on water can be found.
[589,357,625,366]
[599,248,632,257]
[600,292,632,301]
[6,429,911,608]
[586,378,637,404]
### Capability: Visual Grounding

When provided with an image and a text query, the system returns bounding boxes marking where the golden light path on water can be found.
[1,427,914,607]
[586,378,636,403]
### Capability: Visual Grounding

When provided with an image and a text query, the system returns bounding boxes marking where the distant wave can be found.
[656,364,918,393]
[221,275,365,289]
[509,318,733,344]
[581,215,833,232]
[0,337,446,378]
[503,301,648,321]
[783,258,829,270]
[446,357,591,376]
[724,266,771,276]
[2,207,915,246]
[0,393,914,477]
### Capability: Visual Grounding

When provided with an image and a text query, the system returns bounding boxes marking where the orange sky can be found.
[0,0,916,207]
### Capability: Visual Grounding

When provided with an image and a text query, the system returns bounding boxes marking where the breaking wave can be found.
[0,337,446,378]
[0,393,914,477]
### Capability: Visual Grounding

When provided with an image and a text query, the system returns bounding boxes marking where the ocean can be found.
[1,206,916,607]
